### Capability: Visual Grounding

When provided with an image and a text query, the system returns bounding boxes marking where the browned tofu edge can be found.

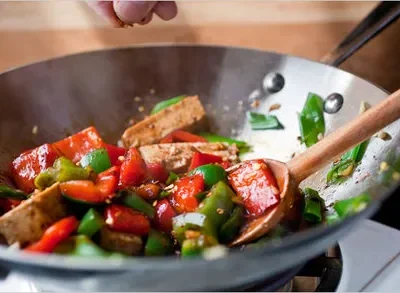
[100,227,143,256]
[0,183,68,246]
[121,95,208,148]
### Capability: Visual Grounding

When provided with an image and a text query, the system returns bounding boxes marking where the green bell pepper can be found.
[144,229,173,256]
[119,190,155,219]
[172,212,217,244]
[196,181,235,231]
[189,164,227,189]
[0,185,27,200]
[302,188,325,223]
[181,234,218,258]
[150,95,186,115]
[77,208,104,237]
[298,92,325,147]
[247,225,287,249]
[34,157,90,190]
[54,235,124,258]
[334,192,371,218]
[247,112,284,130]
[194,191,208,202]
[219,206,244,243]
[80,148,112,174]
[166,172,179,185]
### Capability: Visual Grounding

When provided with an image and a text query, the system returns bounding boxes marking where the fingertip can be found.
[154,1,178,21]
[113,0,157,24]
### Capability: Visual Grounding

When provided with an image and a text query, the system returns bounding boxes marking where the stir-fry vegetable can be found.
[120,190,155,219]
[0,186,27,200]
[77,208,104,237]
[188,152,223,171]
[198,133,248,148]
[302,188,325,223]
[189,164,227,188]
[150,95,186,115]
[160,130,207,144]
[145,229,173,256]
[105,204,150,235]
[171,174,204,213]
[153,199,176,233]
[119,148,148,188]
[219,206,244,243]
[104,144,126,166]
[298,93,325,147]
[334,193,371,218]
[166,172,179,185]
[80,148,112,174]
[247,112,284,130]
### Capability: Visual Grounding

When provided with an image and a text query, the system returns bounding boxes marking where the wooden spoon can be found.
[231,88,400,246]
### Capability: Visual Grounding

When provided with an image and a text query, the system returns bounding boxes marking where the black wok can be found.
[0,3,399,291]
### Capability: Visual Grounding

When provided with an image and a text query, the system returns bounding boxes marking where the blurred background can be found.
[0,1,399,92]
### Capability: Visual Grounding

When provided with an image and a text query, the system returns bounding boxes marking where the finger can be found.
[87,1,125,27]
[153,1,178,21]
[113,0,157,25]
[138,12,154,26]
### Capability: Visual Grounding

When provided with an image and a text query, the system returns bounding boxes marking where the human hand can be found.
[87,1,178,27]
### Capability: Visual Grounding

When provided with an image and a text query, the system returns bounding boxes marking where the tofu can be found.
[121,96,208,148]
[100,227,143,256]
[139,142,239,174]
[0,183,67,246]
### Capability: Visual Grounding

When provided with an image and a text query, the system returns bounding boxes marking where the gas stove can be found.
[0,220,399,292]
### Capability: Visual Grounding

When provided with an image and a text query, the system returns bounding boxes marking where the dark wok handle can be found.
[320,1,400,67]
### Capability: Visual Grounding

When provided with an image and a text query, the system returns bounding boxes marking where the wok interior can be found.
[0,45,398,251]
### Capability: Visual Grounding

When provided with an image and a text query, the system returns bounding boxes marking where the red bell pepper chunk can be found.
[146,162,168,183]
[119,148,148,188]
[170,174,204,214]
[53,126,105,163]
[59,166,120,204]
[104,204,150,235]
[105,144,126,166]
[188,152,223,170]
[219,161,231,169]
[160,130,208,144]
[24,216,79,253]
[153,199,176,233]
[10,144,59,193]
[228,160,280,217]
[0,199,21,215]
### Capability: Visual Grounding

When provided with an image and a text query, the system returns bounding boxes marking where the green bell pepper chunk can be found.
[247,112,284,130]
[302,188,325,223]
[194,191,208,202]
[80,148,112,174]
[145,229,173,256]
[0,185,27,200]
[333,192,371,218]
[219,206,244,244]
[77,208,104,237]
[34,157,90,190]
[181,234,218,258]
[196,181,235,231]
[166,172,179,185]
[159,190,171,199]
[172,212,217,244]
[189,164,227,189]
[150,95,186,115]
[119,190,155,219]
[247,225,287,249]
[298,92,325,148]
[54,235,124,258]
[326,140,369,185]
[198,133,248,148]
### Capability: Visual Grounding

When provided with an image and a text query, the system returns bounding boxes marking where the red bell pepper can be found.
[146,162,168,183]
[188,152,223,170]
[219,161,231,169]
[228,159,280,217]
[53,126,105,163]
[10,144,59,193]
[105,144,126,166]
[0,198,21,214]
[104,204,150,235]
[119,148,148,188]
[153,199,176,233]
[24,216,79,253]
[59,166,120,204]
[160,130,208,144]
[170,174,204,214]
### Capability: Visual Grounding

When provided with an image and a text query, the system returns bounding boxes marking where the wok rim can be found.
[0,44,391,271]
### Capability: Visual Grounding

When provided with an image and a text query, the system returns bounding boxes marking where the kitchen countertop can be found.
[0,1,399,91]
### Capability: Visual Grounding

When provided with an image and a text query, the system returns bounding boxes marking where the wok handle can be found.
[320,1,400,67]
[287,88,400,184]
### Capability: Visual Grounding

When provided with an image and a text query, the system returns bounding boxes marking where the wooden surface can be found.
[0,1,399,91]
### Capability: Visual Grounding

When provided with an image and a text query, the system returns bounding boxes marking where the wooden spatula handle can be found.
[288,88,400,184]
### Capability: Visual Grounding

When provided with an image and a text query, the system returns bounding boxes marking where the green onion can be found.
[159,190,171,199]
[150,95,186,115]
[247,112,284,130]
[198,133,248,148]
[333,193,372,218]
[302,188,325,223]
[0,185,27,200]
[120,190,155,219]
[298,93,325,147]
[166,172,179,185]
